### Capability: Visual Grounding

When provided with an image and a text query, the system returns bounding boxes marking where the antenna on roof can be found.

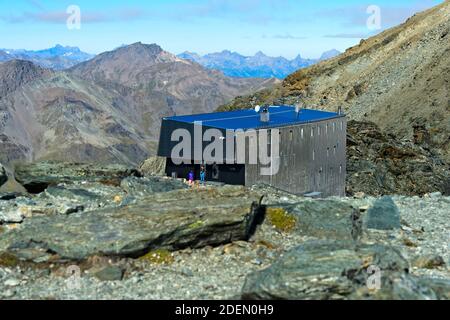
[260,105,270,122]
[295,98,303,119]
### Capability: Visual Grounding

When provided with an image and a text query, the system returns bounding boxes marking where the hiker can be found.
[200,165,206,185]
[188,169,195,187]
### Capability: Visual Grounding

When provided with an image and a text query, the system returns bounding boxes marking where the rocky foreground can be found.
[0,162,448,300]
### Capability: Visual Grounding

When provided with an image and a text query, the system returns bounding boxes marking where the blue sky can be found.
[0,0,444,59]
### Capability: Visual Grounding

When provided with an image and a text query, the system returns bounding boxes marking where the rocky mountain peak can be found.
[68,42,180,86]
[125,42,164,54]
[319,49,340,61]
[0,60,51,99]
[254,51,267,58]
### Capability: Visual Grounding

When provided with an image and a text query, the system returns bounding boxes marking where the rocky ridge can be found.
[346,120,449,196]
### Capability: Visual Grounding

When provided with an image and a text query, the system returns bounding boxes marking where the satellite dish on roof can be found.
[254,105,261,113]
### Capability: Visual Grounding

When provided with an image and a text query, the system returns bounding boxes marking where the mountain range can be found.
[178,49,340,79]
[0,43,277,165]
[0,44,339,80]
[0,45,94,70]
[221,1,450,164]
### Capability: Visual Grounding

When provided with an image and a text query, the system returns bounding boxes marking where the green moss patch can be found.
[188,220,205,229]
[0,252,20,267]
[139,249,174,265]
[266,207,297,233]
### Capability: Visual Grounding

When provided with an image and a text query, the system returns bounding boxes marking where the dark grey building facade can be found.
[157,106,346,197]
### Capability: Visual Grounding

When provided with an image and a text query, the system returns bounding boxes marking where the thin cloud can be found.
[26,0,45,10]
[167,0,296,25]
[0,7,147,24]
[317,0,441,29]
[323,33,369,39]
[263,33,308,40]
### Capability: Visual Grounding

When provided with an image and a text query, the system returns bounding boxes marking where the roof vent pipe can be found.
[295,100,303,119]
[260,106,270,123]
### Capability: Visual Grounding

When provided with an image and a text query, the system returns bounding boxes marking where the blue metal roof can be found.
[164,106,343,130]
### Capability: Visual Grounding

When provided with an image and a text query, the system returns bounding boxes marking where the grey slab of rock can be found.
[241,240,446,300]
[0,186,263,260]
[120,176,188,198]
[14,248,53,263]
[0,193,20,201]
[4,278,20,287]
[41,186,101,214]
[44,186,102,203]
[0,177,187,221]
[364,196,401,230]
[14,161,140,193]
[2,289,16,298]
[139,156,167,177]
[0,208,25,224]
[279,200,357,240]
[412,254,446,269]
[94,266,124,281]
[415,278,450,300]
[0,163,7,187]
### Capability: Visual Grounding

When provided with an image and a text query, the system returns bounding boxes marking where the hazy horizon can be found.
[2,42,341,60]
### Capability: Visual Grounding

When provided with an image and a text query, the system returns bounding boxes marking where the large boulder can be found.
[364,196,401,230]
[14,161,141,193]
[0,176,189,223]
[279,200,357,240]
[139,156,166,177]
[0,163,7,187]
[120,176,187,197]
[0,186,264,260]
[242,240,448,300]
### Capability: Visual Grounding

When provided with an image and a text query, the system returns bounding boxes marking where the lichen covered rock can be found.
[139,156,167,177]
[242,240,448,300]
[0,186,264,260]
[14,161,141,193]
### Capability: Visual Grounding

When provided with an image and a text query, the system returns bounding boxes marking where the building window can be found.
[334,146,336,155]
[333,122,336,132]
[327,148,329,157]
[311,127,314,137]
[318,126,321,136]
[325,124,328,134]
[313,149,315,161]
[340,165,343,174]
[301,128,304,139]
[341,121,344,130]
[289,130,293,141]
